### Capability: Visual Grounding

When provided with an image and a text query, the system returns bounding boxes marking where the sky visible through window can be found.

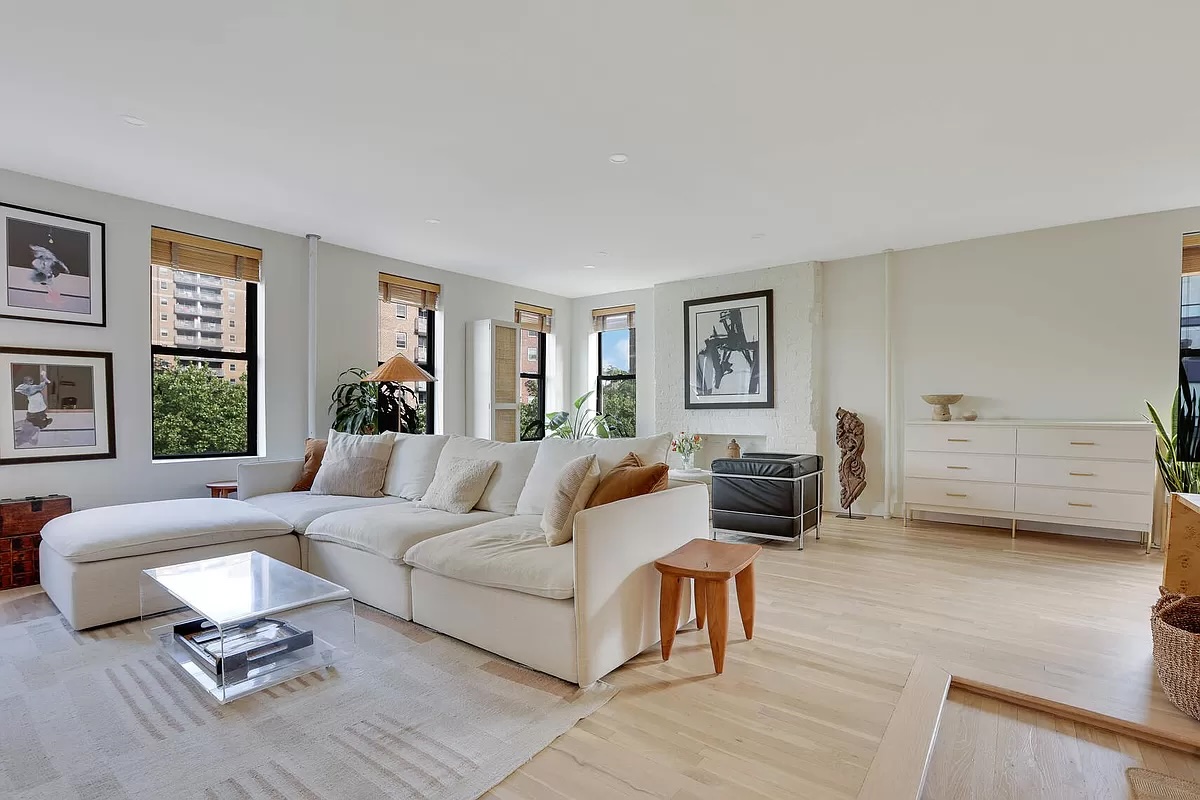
[602,329,631,373]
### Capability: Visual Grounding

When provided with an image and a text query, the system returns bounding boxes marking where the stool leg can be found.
[694,578,707,630]
[705,579,729,674]
[659,574,683,660]
[735,563,756,640]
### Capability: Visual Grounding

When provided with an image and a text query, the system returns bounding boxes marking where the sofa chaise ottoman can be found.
[39,498,297,629]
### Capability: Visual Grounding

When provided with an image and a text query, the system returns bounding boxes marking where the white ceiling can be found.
[3,1,1200,298]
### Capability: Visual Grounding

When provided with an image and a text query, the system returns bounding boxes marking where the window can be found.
[150,227,260,459]
[159,280,168,289]
[378,273,439,433]
[159,313,167,321]
[160,298,167,306]
[515,303,551,440]
[160,329,168,337]
[229,320,236,328]
[229,334,236,343]
[594,305,636,437]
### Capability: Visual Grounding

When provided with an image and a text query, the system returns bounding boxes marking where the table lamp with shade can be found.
[362,352,436,433]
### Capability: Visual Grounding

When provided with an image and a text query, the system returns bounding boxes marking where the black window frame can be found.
[378,304,436,434]
[151,279,259,459]
[520,329,547,441]
[596,327,636,438]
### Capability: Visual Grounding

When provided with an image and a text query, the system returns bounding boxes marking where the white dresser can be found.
[903,420,1155,546]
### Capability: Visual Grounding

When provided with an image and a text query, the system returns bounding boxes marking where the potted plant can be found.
[1148,391,1200,494]
[542,391,611,439]
[329,368,422,434]
[671,432,704,471]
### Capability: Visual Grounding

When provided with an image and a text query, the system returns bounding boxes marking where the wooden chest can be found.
[0,495,71,590]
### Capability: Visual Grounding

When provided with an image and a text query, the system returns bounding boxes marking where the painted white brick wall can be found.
[654,262,823,454]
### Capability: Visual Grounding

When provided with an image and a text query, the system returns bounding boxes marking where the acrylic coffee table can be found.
[140,551,355,703]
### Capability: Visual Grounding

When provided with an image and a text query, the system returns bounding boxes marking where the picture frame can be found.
[1,202,106,326]
[0,346,116,465]
[683,289,774,409]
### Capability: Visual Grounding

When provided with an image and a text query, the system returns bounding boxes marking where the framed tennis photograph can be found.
[683,289,774,409]
[0,347,115,465]
[1,203,106,326]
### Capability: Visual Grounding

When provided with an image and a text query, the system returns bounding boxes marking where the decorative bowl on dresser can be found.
[903,420,1155,549]
[0,494,72,589]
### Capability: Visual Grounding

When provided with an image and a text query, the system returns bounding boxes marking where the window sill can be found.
[151,455,263,465]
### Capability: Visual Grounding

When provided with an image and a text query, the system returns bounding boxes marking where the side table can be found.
[654,538,762,674]
[206,480,238,499]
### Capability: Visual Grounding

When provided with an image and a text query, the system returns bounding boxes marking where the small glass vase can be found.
[680,452,695,471]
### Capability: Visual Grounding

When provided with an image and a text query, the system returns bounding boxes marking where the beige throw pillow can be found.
[417,457,498,514]
[541,454,601,546]
[309,430,395,497]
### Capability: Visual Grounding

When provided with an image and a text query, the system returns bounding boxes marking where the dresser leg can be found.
[1011,519,1017,539]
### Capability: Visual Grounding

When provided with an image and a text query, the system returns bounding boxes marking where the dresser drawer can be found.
[905,478,1015,512]
[905,424,1016,455]
[1015,486,1151,525]
[906,451,1015,483]
[1016,427,1153,461]
[1016,457,1154,494]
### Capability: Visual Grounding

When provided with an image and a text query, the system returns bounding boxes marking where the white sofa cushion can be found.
[39,498,293,564]
[515,433,672,516]
[436,435,540,515]
[404,515,575,600]
[418,457,497,514]
[541,454,600,546]
[382,433,449,499]
[310,430,395,497]
[305,503,503,561]
[243,491,406,532]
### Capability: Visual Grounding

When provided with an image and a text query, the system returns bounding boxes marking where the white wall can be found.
[654,262,823,456]
[0,168,308,509]
[822,208,1190,516]
[569,288,655,435]
[315,243,572,437]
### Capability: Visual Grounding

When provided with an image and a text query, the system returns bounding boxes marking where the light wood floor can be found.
[924,686,1200,799]
[491,515,1171,800]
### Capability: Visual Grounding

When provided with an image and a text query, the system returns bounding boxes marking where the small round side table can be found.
[654,538,762,674]
[206,480,238,499]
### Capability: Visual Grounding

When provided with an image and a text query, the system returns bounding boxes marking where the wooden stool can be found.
[206,480,238,499]
[654,538,762,674]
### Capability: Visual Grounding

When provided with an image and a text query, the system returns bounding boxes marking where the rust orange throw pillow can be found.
[585,452,670,508]
[292,438,328,491]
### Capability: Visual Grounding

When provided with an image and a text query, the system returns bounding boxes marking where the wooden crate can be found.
[0,495,71,590]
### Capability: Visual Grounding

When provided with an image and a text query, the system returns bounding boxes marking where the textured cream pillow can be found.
[417,457,498,514]
[309,430,395,497]
[541,454,601,546]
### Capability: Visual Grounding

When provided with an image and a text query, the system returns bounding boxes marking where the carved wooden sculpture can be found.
[836,407,867,519]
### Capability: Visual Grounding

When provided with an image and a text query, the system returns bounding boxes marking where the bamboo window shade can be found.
[1184,233,1200,275]
[515,302,553,333]
[592,304,636,332]
[150,228,262,282]
[379,273,441,310]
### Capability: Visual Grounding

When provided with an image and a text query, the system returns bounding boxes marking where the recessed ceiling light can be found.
[751,233,766,239]
[583,264,596,269]
[596,251,608,257]
[120,114,147,127]
[425,218,441,224]
[608,154,628,164]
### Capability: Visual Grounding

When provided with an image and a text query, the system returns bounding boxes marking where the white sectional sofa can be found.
[238,432,705,686]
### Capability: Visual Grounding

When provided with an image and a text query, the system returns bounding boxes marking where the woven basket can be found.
[1152,587,1200,721]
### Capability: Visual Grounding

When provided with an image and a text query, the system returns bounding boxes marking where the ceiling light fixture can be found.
[425,218,441,224]
[583,264,596,269]
[120,114,148,127]
[608,154,628,164]
[751,233,766,240]
[596,251,608,257]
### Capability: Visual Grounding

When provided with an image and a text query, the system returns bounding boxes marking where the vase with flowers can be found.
[672,432,704,471]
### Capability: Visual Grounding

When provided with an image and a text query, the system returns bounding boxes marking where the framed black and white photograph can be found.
[683,289,774,409]
[0,347,115,465]
[1,203,106,326]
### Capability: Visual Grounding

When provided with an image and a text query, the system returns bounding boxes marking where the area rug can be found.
[0,592,615,799]
[1128,767,1200,800]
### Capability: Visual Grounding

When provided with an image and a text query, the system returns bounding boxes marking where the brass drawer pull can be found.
[945,492,968,498]
[1069,441,1095,446]
[1068,501,1093,508]
[1068,472,1095,477]
[946,465,970,470]
[946,438,970,442]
